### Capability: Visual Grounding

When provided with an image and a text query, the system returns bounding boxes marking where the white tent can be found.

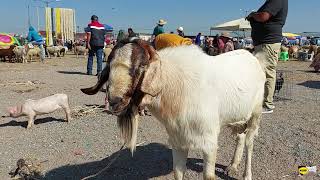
[210,18,251,31]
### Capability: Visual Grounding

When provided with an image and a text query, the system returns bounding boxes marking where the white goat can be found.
[81,39,265,180]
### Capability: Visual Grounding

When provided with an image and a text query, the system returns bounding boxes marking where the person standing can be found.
[128,28,138,38]
[177,26,185,37]
[246,0,288,113]
[152,19,166,38]
[116,30,126,42]
[27,26,45,62]
[195,32,202,46]
[85,15,106,76]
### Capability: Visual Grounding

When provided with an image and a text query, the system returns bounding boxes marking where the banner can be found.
[45,7,53,46]
[54,8,75,42]
[55,8,61,35]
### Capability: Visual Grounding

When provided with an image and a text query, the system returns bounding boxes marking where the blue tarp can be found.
[104,24,113,31]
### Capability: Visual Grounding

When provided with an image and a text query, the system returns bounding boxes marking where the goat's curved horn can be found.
[80,65,110,95]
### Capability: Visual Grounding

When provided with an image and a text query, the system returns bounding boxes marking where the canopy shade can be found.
[104,24,113,32]
[210,18,251,31]
[282,32,300,37]
[0,33,21,46]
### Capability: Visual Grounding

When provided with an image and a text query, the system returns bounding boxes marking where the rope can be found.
[80,144,125,180]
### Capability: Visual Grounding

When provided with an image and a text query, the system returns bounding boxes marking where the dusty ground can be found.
[0,54,319,180]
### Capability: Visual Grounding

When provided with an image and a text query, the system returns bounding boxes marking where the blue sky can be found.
[2,0,320,35]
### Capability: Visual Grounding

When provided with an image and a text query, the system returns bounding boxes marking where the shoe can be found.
[87,72,92,75]
[262,107,273,114]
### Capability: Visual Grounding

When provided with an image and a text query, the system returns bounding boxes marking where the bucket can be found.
[279,51,289,61]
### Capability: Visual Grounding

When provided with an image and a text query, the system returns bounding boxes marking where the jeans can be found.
[87,46,104,75]
[31,41,45,62]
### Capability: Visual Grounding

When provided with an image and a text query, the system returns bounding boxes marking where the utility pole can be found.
[28,4,31,27]
[36,6,40,31]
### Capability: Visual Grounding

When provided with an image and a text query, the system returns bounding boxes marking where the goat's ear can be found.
[140,60,162,97]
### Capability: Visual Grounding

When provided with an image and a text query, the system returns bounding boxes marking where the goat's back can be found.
[157,46,265,124]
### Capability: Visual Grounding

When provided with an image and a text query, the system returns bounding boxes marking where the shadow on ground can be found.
[44,143,236,180]
[297,81,320,89]
[57,71,87,75]
[297,70,320,74]
[0,117,66,128]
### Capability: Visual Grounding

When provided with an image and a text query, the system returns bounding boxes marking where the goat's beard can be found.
[117,104,139,154]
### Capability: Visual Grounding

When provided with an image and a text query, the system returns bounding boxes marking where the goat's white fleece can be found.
[148,45,265,150]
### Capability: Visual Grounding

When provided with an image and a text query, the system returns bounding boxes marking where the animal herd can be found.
[0,43,113,63]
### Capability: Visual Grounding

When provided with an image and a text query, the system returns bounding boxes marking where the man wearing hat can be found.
[85,15,106,76]
[152,19,167,38]
[246,0,288,114]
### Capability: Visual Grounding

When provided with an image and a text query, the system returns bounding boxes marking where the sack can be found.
[155,34,192,50]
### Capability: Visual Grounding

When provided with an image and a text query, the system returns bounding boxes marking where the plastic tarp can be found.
[0,33,21,47]
[282,33,300,37]
[210,18,251,31]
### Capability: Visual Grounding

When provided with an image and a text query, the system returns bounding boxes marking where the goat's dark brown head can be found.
[81,38,162,115]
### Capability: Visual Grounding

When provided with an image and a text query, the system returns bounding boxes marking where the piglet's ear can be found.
[7,107,15,113]
[140,60,162,97]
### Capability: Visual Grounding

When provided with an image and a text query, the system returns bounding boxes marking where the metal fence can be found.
[274,70,320,102]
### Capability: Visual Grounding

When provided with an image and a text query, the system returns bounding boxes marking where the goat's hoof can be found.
[225,165,238,176]
[243,176,252,180]
[26,125,32,129]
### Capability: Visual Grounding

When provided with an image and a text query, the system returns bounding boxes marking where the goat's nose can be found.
[109,97,122,107]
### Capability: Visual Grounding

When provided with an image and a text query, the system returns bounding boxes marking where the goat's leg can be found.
[243,114,261,180]
[172,148,188,180]
[203,146,218,180]
[226,133,246,176]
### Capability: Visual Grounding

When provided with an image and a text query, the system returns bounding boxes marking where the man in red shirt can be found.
[85,15,106,76]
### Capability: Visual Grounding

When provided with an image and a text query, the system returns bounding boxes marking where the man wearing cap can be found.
[177,27,185,37]
[85,15,106,76]
[246,0,288,113]
[152,19,166,38]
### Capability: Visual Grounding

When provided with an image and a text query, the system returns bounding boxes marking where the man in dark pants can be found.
[85,15,106,76]
[246,0,288,114]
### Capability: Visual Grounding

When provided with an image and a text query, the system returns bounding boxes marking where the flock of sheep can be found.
[0,43,113,63]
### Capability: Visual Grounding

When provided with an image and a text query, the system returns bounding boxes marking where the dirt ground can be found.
[0,54,319,180]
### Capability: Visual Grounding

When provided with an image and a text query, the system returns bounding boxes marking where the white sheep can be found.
[13,46,27,63]
[74,46,88,58]
[46,46,61,58]
[81,39,266,180]
[26,47,41,62]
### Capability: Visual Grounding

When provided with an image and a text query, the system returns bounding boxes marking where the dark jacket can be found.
[85,21,106,47]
